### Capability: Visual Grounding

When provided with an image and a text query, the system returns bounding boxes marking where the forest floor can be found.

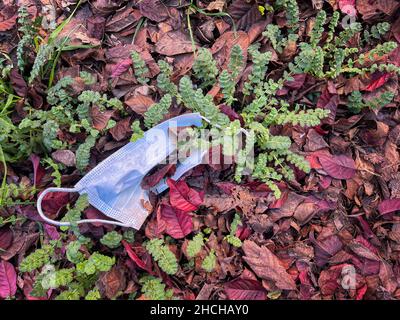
[1,0,400,300]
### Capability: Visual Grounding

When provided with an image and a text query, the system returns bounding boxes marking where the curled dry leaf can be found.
[122,240,153,274]
[29,154,45,187]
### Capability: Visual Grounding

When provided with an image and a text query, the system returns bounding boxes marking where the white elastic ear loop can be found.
[37,187,131,228]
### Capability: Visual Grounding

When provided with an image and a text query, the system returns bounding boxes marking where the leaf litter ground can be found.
[1,0,400,300]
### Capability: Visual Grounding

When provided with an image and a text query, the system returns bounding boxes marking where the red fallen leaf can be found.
[365,73,390,92]
[122,240,153,274]
[111,58,131,78]
[269,190,289,209]
[318,176,332,190]
[0,14,17,32]
[310,231,343,267]
[159,204,193,239]
[30,154,45,187]
[277,73,306,95]
[167,178,203,212]
[317,87,338,125]
[356,284,368,300]
[9,68,28,97]
[0,260,17,299]
[0,227,13,251]
[318,154,356,179]
[378,198,400,215]
[235,224,252,241]
[39,191,70,216]
[314,125,330,135]
[318,264,350,296]
[85,207,113,227]
[356,216,379,244]
[44,225,60,241]
[225,278,266,300]
[306,154,322,170]
[379,260,397,293]
[219,104,244,125]
[141,164,176,190]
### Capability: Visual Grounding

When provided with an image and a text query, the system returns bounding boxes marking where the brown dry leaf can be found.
[211,31,249,71]
[51,150,76,167]
[124,86,155,115]
[138,0,170,22]
[355,154,375,180]
[242,240,297,290]
[155,30,197,56]
[105,8,141,33]
[269,192,305,223]
[357,0,400,20]
[206,0,226,12]
[90,106,115,130]
[348,241,381,262]
[109,118,131,141]
[98,266,127,299]
[304,129,329,152]
[382,141,399,180]
[280,39,297,62]
[203,186,272,216]
[227,0,263,31]
[293,201,318,225]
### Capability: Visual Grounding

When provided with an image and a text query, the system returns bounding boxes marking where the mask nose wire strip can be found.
[37,187,131,227]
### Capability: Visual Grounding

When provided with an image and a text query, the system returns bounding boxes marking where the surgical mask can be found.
[37,113,207,229]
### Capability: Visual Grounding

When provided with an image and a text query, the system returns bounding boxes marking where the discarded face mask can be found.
[37,113,208,229]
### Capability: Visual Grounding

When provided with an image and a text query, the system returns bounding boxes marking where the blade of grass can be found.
[0,144,7,206]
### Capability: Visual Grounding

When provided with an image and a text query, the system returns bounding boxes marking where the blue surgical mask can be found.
[37,113,206,229]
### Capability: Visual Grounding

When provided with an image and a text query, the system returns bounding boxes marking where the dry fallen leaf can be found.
[242,240,297,290]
